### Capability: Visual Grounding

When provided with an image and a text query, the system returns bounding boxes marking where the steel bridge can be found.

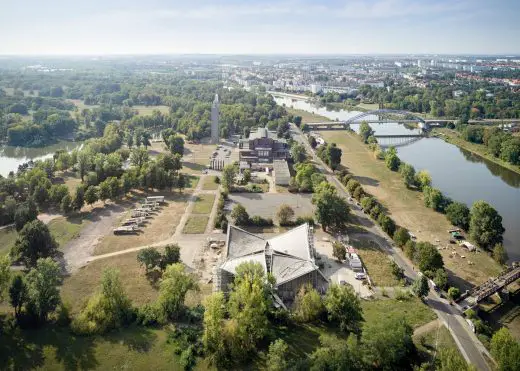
[457,264,520,308]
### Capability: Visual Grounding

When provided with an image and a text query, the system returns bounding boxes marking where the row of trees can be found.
[461,125,520,166]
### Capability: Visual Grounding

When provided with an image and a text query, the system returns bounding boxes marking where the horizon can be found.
[1,0,519,55]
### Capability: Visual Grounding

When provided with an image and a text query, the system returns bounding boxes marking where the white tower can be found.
[211,94,220,143]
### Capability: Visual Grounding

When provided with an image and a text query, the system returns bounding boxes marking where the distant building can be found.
[239,127,289,167]
[211,94,220,143]
[214,224,328,304]
[310,84,322,94]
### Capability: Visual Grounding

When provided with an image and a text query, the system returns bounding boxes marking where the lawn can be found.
[0,226,17,256]
[320,130,502,287]
[182,216,209,234]
[133,105,170,116]
[202,176,219,190]
[94,193,189,256]
[286,108,329,124]
[192,194,215,214]
[48,216,90,249]
[356,102,380,111]
[182,143,215,174]
[350,236,400,287]
[414,323,464,365]
[0,324,193,371]
[183,174,200,189]
[361,297,436,330]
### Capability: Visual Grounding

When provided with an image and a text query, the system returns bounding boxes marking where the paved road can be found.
[291,123,493,370]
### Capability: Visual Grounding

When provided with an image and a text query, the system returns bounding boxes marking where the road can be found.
[291,123,494,370]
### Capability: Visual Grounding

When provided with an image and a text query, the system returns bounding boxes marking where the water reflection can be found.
[458,148,520,188]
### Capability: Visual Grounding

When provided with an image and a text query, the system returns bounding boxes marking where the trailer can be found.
[134,207,153,212]
[140,203,158,210]
[146,196,165,204]
[131,211,149,218]
[123,217,145,225]
[113,225,139,235]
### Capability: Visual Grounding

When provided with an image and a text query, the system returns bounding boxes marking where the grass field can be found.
[133,105,170,116]
[182,142,215,174]
[434,128,520,175]
[414,323,464,365]
[202,176,219,190]
[361,297,436,330]
[356,102,380,111]
[67,99,99,111]
[320,130,502,287]
[286,108,329,124]
[94,193,189,256]
[351,236,400,287]
[182,216,209,234]
[48,216,90,249]
[183,174,200,189]
[0,226,17,256]
[192,194,215,214]
[0,324,192,371]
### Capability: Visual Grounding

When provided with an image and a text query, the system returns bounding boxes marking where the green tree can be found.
[362,316,414,369]
[469,200,505,249]
[399,163,416,188]
[98,180,111,203]
[12,220,58,268]
[266,339,289,371]
[167,135,185,156]
[177,173,186,192]
[500,137,520,165]
[437,347,474,371]
[359,121,374,143]
[157,263,198,321]
[84,186,99,206]
[378,214,396,236]
[493,243,508,265]
[324,284,364,334]
[447,287,460,301]
[9,275,27,319]
[25,258,62,322]
[221,164,237,192]
[310,334,361,370]
[0,255,11,302]
[423,186,445,212]
[446,202,470,230]
[203,292,226,365]
[243,168,252,183]
[77,150,91,182]
[160,244,181,270]
[393,227,410,247]
[415,169,432,190]
[276,204,295,225]
[60,194,73,214]
[433,268,449,290]
[490,327,520,371]
[14,201,38,231]
[390,261,405,280]
[415,242,444,272]
[293,283,324,323]
[290,143,307,163]
[312,183,350,233]
[412,275,429,298]
[231,203,249,226]
[130,147,149,169]
[73,184,86,211]
[137,247,162,272]
[332,241,347,261]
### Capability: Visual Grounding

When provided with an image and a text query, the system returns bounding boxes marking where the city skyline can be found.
[1,0,519,55]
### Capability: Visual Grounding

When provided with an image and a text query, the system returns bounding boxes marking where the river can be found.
[0,141,84,177]
[273,93,520,261]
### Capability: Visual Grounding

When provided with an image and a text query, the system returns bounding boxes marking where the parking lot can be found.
[227,193,314,219]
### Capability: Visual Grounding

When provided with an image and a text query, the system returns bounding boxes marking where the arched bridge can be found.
[306,109,428,132]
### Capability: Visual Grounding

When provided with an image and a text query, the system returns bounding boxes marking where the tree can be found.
[266,339,289,371]
[362,316,414,369]
[167,135,185,156]
[493,243,508,265]
[332,241,347,261]
[446,202,470,230]
[12,220,58,268]
[399,163,416,188]
[9,275,27,319]
[310,334,361,370]
[137,247,162,272]
[500,137,520,165]
[393,227,410,247]
[309,136,317,148]
[73,184,86,211]
[293,283,324,323]
[130,147,149,169]
[231,204,249,225]
[415,242,444,272]
[490,328,520,371]
[228,262,270,355]
[160,244,181,269]
[385,153,401,171]
[378,214,396,236]
[203,292,226,365]
[412,275,429,298]
[447,287,460,301]
[25,258,62,322]
[290,143,307,163]
[157,263,198,320]
[433,268,448,290]
[469,200,505,249]
[221,164,236,192]
[177,173,186,192]
[390,261,405,280]
[277,204,295,225]
[77,150,91,182]
[98,180,111,203]
[324,284,363,334]
[84,186,99,206]
[415,170,432,190]
[312,184,350,233]
[359,121,374,143]
[14,201,38,231]
[423,186,445,212]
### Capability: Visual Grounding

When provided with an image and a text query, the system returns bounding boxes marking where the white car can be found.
[355,272,366,280]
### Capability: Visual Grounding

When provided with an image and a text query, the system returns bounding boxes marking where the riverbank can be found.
[433,128,520,176]
[319,130,502,288]
[286,108,329,124]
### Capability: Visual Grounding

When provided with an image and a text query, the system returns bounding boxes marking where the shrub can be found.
[295,215,315,226]
[249,215,274,227]
[447,287,460,301]
[137,304,161,326]
[393,227,410,247]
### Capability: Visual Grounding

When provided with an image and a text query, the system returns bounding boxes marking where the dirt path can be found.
[61,203,127,273]
[37,213,61,225]
[413,319,441,337]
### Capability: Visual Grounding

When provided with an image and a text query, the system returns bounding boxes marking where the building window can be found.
[258,150,270,157]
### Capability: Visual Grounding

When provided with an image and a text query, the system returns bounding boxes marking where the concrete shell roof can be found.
[271,254,316,286]
[226,225,266,258]
[267,223,311,260]
[220,253,266,275]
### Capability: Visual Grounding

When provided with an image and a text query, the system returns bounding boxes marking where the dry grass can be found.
[192,194,215,214]
[414,323,464,365]
[202,176,219,190]
[183,174,200,189]
[182,216,209,234]
[67,99,99,111]
[182,142,216,174]
[286,108,329,124]
[148,141,168,157]
[48,216,90,249]
[93,193,190,255]
[320,130,502,286]
[61,251,157,314]
[352,236,400,287]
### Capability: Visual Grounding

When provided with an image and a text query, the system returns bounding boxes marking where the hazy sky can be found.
[1,0,519,55]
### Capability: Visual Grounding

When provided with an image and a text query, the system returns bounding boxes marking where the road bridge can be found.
[458,264,520,309]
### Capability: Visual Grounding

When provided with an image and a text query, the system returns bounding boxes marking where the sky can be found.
[0,0,519,55]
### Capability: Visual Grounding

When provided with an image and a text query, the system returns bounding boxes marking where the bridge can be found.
[457,264,520,309]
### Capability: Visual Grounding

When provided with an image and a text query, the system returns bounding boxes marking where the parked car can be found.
[355,272,366,280]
